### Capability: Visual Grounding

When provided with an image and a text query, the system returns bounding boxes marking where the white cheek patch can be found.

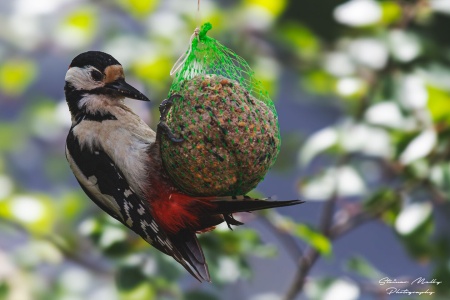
[65,66,104,91]
[78,94,117,114]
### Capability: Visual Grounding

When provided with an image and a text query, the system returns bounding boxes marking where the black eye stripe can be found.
[90,70,103,81]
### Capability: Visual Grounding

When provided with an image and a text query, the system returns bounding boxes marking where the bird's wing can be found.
[65,130,210,282]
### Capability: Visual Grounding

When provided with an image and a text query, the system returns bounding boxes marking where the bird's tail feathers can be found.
[209,196,304,215]
[157,196,302,282]
[170,230,210,282]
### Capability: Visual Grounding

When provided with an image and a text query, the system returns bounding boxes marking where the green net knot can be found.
[199,22,212,40]
[169,22,276,112]
[192,22,212,50]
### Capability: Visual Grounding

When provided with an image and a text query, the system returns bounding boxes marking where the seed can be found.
[160,74,280,196]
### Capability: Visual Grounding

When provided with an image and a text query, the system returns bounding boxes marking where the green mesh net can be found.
[160,23,281,197]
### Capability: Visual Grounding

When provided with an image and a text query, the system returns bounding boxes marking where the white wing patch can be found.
[123,201,134,227]
[150,221,159,233]
[140,220,153,243]
[157,236,173,250]
[137,204,146,216]
[124,189,133,197]
[88,176,97,185]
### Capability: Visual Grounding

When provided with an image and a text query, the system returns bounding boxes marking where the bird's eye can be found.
[90,70,103,81]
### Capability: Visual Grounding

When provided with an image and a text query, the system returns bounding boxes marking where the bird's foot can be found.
[158,94,184,143]
[224,214,244,230]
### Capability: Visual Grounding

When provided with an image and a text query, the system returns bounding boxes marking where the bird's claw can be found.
[158,94,184,143]
[159,94,181,121]
[224,214,244,230]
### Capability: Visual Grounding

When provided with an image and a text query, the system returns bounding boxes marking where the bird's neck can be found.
[65,84,126,123]
[64,83,85,118]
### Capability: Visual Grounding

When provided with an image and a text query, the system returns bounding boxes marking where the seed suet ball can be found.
[160,74,280,196]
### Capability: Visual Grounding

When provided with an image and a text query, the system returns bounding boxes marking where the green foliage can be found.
[302,70,336,96]
[432,237,450,295]
[363,189,401,226]
[0,194,57,235]
[57,7,98,48]
[0,124,24,151]
[119,283,156,300]
[427,85,450,125]
[279,21,321,61]
[0,59,37,96]
[346,256,384,279]
[267,211,332,256]
[293,224,332,257]
[0,282,9,299]
[380,1,402,25]
[115,0,159,19]
[244,0,287,17]
[116,265,149,291]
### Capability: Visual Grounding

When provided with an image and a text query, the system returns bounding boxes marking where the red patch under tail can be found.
[150,190,216,234]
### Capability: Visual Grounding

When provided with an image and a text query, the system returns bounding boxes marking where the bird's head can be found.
[64,51,149,118]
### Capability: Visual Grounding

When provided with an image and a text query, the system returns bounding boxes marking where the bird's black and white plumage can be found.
[64,51,302,282]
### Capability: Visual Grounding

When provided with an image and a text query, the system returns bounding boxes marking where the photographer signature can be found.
[379,277,442,286]
[378,277,442,296]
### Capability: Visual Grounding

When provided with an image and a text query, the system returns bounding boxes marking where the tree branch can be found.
[283,191,338,300]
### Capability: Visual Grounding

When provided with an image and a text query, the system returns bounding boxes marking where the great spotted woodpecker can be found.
[64,51,302,282]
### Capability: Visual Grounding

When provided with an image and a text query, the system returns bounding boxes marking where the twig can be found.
[330,203,389,239]
[283,247,320,300]
[282,197,395,300]
[282,191,338,300]
[396,0,425,29]
[258,214,304,261]
[283,153,350,300]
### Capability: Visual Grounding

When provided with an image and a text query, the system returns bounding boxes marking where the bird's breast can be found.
[72,110,156,196]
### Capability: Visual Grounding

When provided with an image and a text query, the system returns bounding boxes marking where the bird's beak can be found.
[105,78,150,101]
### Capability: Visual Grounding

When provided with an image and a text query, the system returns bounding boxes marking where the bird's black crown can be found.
[69,51,121,71]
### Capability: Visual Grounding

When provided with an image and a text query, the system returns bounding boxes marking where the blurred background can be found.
[1,0,450,299]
